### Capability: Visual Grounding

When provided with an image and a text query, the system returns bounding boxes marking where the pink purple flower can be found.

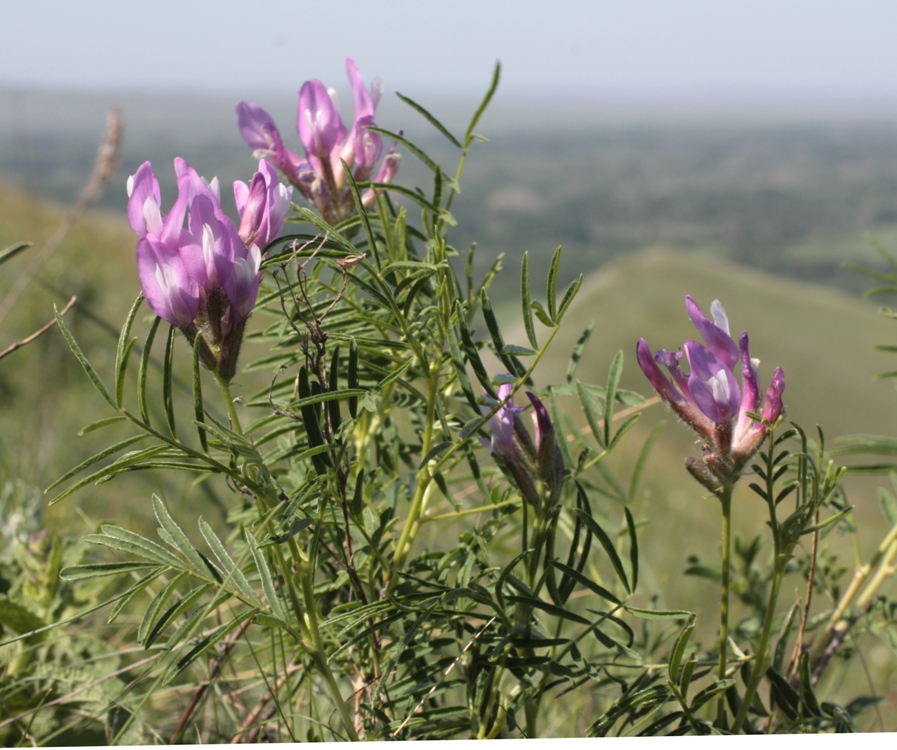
[637,295,785,489]
[481,383,564,507]
[127,158,290,380]
[236,58,400,225]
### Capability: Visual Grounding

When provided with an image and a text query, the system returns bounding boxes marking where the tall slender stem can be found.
[732,561,784,733]
[716,485,733,728]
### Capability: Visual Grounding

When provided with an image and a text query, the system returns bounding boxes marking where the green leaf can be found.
[531,299,554,327]
[767,666,799,720]
[625,506,639,592]
[575,507,630,594]
[566,323,594,383]
[689,679,735,711]
[191,330,208,453]
[577,380,606,450]
[505,595,591,625]
[557,274,583,321]
[106,569,165,624]
[668,613,697,685]
[447,321,478,410]
[115,295,143,405]
[59,561,161,580]
[481,288,523,377]
[348,336,359,418]
[549,386,576,467]
[521,251,538,349]
[45,434,149,492]
[78,415,128,435]
[138,571,187,646]
[456,301,496,398]
[199,519,262,607]
[0,596,45,636]
[344,164,381,268]
[465,60,500,145]
[604,350,624,446]
[175,609,257,672]
[153,495,207,574]
[0,241,31,265]
[625,606,693,620]
[247,533,286,622]
[163,323,177,438]
[550,561,621,605]
[420,441,452,469]
[798,652,823,717]
[364,125,442,174]
[546,246,562,321]
[396,91,463,149]
[137,316,162,425]
[54,304,117,409]
[145,582,214,648]
[773,600,800,672]
[90,524,186,568]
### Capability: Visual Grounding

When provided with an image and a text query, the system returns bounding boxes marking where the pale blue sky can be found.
[3,1,897,101]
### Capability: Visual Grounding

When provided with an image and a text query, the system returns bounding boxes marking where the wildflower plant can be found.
[4,61,895,742]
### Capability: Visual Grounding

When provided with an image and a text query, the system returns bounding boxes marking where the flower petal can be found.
[685,294,739,369]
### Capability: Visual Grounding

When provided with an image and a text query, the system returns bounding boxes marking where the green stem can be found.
[716,485,733,729]
[214,373,243,434]
[388,374,438,588]
[732,560,785,733]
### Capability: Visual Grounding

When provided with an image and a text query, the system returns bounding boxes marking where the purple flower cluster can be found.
[127,157,291,381]
[483,384,564,508]
[637,295,785,490]
[236,58,400,226]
